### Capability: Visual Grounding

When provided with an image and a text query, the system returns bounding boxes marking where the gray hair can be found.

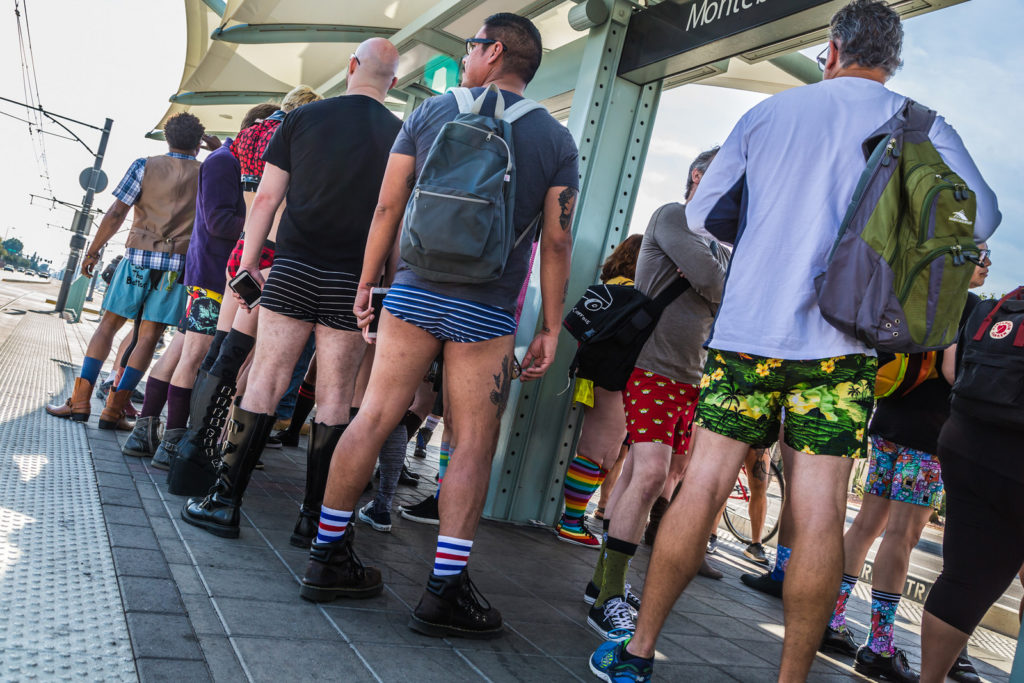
[686,147,719,199]
[829,0,903,77]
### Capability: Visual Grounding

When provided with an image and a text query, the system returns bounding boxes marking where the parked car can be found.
[2,265,13,272]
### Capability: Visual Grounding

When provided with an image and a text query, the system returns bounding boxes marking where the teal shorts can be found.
[101,258,187,326]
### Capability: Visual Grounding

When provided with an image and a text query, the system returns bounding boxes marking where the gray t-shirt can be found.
[391,88,579,313]
[634,203,730,385]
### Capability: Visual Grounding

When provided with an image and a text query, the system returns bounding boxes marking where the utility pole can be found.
[55,117,113,312]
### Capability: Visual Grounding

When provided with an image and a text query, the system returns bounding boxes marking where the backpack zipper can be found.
[917,181,956,245]
[898,243,977,302]
[414,188,490,204]
[449,121,513,176]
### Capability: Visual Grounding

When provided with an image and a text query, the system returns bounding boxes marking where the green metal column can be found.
[483,0,662,524]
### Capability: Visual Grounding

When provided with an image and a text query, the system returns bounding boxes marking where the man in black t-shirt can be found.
[180,38,402,539]
[298,14,578,638]
[820,245,992,683]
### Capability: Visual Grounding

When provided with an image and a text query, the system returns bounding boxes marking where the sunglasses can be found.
[465,38,501,56]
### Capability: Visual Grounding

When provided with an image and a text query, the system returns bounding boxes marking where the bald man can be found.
[181,39,403,539]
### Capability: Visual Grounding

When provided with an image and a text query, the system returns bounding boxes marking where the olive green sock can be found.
[595,536,637,607]
[591,538,607,587]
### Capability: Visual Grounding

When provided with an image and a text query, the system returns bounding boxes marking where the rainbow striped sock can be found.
[434,441,450,500]
[315,505,352,544]
[559,454,606,530]
[433,535,472,576]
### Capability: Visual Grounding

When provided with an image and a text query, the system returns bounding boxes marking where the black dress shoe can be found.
[948,653,980,683]
[820,625,858,657]
[740,571,783,598]
[854,645,919,683]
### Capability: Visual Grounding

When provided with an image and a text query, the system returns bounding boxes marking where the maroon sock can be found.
[165,384,193,430]
[140,378,170,418]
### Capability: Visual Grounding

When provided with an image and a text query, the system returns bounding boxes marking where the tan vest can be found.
[125,155,200,254]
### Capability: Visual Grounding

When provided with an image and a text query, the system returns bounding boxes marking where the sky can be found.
[0,0,1019,296]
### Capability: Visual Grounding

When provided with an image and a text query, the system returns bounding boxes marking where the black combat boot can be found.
[409,568,503,639]
[180,407,274,538]
[289,421,346,548]
[167,370,234,496]
[299,527,383,602]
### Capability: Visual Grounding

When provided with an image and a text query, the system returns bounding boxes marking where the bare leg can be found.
[841,493,890,577]
[872,500,932,593]
[778,445,854,683]
[146,331,185,383]
[84,311,129,363]
[597,444,627,513]
[308,325,366,425]
[240,308,313,415]
[629,428,749,657]
[920,612,970,683]
[607,442,672,544]
[745,448,770,544]
[168,331,214,389]
[123,321,167,374]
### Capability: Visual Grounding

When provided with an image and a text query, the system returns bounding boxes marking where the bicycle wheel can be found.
[723,460,785,545]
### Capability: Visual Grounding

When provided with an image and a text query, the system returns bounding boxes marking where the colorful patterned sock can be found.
[315,505,351,544]
[80,357,103,385]
[140,378,170,418]
[165,384,192,430]
[434,441,450,500]
[116,366,145,393]
[868,589,901,655]
[770,544,791,582]
[595,536,637,607]
[829,573,859,632]
[433,535,472,576]
[559,454,607,530]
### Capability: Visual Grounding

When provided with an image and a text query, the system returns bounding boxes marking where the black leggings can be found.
[924,414,1024,634]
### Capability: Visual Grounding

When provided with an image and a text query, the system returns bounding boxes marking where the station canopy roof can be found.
[150,0,825,139]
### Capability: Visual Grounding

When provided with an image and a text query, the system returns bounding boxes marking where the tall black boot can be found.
[167,370,235,496]
[289,421,346,548]
[180,407,274,538]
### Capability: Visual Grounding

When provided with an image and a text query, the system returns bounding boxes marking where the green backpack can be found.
[815,99,979,352]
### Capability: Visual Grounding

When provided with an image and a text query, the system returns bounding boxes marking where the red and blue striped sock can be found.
[315,505,352,544]
[433,535,472,576]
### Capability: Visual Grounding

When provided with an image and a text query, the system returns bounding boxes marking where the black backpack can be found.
[951,286,1024,429]
[563,278,690,391]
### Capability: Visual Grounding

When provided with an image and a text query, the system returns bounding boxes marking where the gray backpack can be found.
[399,84,545,284]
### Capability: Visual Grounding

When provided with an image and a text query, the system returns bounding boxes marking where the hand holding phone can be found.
[229,269,263,310]
[367,287,389,340]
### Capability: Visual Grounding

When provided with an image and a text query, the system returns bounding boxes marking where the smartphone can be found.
[367,287,389,339]
[229,270,262,308]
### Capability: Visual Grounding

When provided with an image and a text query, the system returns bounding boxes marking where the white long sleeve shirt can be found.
[686,76,1000,360]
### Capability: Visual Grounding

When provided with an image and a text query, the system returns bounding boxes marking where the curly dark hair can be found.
[164,112,205,151]
[829,0,903,77]
[601,234,643,283]
[483,13,543,84]
[240,103,278,132]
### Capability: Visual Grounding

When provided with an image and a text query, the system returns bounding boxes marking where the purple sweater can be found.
[184,142,246,291]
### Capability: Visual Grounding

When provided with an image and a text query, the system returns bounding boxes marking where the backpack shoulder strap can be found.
[903,99,937,135]
[648,277,692,315]
[450,87,474,114]
[470,83,505,118]
[504,99,546,124]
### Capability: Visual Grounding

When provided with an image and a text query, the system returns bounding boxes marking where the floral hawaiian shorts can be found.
[865,435,944,508]
[693,349,876,458]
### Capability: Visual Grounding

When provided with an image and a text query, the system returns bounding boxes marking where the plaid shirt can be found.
[112,152,197,273]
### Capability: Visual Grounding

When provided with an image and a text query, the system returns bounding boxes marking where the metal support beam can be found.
[211,23,396,44]
[483,0,662,524]
[169,90,284,105]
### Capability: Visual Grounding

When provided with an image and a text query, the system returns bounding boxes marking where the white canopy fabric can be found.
[149,0,817,138]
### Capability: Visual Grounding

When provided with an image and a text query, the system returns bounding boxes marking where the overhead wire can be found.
[14,0,52,194]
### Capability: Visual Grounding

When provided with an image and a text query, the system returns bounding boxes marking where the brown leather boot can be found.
[99,388,134,431]
[46,377,94,422]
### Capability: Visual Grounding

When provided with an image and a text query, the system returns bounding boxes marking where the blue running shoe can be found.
[590,640,653,682]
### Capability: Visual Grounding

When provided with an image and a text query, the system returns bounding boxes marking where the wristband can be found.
[85,252,101,259]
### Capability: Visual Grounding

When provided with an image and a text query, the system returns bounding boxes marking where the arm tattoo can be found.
[557,188,578,233]
[490,355,514,419]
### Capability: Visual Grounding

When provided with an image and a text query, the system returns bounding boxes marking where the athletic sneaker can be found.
[587,597,636,642]
[744,542,769,565]
[584,581,641,613]
[740,570,783,599]
[358,501,392,533]
[948,654,981,683]
[555,518,601,548]
[399,494,439,525]
[707,534,720,555]
[590,640,653,682]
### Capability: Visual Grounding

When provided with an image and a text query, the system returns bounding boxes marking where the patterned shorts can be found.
[624,368,700,456]
[694,349,876,458]
[865,435,944,508]
[226,237,276,280]
[182,287,222,336]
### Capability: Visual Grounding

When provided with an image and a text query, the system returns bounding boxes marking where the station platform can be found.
[0,300,1017,681]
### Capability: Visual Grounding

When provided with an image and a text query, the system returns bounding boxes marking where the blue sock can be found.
[770,544,791,582]
[433,535,472,576]
[80,357,103,385]
[116,366,145,393]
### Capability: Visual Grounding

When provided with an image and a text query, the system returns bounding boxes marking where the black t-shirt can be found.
[262,95,402,271]
[869,292,981,453]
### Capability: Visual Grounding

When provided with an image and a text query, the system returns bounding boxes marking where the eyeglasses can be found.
[350,53,361,66]
[816,45,829,72]
[465,38,500,56]
[977,248,991,261]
